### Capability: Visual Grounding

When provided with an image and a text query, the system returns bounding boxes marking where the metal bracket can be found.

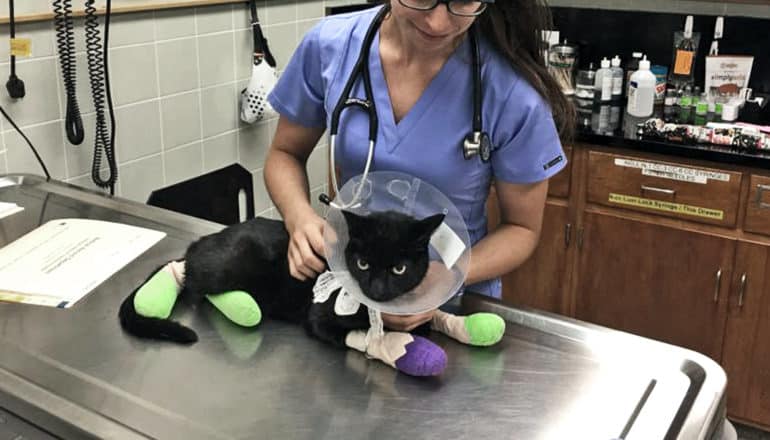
[756,184,770,209]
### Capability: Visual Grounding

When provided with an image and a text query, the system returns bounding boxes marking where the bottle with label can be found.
[669,16,700,88]
[679,86,693,123]
[594,57,613,102]
[663,89,677,120]
[626,56,656,118]
[695,92,709,116]
[679,85,693,108]
[610,55,624,100]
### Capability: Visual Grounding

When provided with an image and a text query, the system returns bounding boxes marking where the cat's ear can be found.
[413,213,445,243]
[341,210,368,235]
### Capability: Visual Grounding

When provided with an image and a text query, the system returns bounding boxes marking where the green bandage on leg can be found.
[206,291,262,327]
[134,270,180,319]
[464,313,506,347]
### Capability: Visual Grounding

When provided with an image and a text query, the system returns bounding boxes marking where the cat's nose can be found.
[368,279,388,300]
[367,280,393,301]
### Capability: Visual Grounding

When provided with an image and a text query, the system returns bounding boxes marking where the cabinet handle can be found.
[756,184,770,209]
[565,223,572,248]
[738,273,748,308]
[714,269,722,303]
[641,185,676,197]
[577,227,584,250]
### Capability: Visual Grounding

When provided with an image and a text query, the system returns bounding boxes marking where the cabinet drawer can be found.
[745,174,770,236]
[587,151,743,227]
[548,146,572,198]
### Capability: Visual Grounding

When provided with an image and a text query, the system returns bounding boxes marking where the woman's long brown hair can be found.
[381,0,575,141]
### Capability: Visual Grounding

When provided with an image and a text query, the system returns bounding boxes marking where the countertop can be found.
[0,174,730,440]
[575,100,770,170]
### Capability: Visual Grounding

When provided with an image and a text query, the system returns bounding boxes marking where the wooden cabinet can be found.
[587,151,743,227]
[574,211,734,361]
[489,144,770,429]
[488,147,573,315]
[487,187,571,314]
[744,174,770,237]
[500,202,571,314]
[722,242,770,426]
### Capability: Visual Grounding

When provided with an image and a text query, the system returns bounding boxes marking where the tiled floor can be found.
[736,423,770,440]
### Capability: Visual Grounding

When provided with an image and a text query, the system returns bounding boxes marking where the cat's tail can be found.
[118,286,199,344]
[118,262,198,344]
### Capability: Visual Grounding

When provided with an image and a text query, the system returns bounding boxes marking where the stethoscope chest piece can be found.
[463,131,491,163]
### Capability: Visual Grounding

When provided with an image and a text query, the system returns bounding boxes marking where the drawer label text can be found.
[609,193,725,220]
[614,158,731,184]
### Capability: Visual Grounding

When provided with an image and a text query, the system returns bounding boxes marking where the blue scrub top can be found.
[268,6,567,298]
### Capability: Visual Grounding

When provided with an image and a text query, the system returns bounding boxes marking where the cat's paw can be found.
[464,313,505,347]
[394,336,447,377]
[206,291,262,327]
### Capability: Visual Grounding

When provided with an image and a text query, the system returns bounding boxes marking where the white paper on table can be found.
[0,201,23,219]
[0,218,166,308]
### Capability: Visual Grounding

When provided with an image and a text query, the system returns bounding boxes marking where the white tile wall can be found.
[0,0,337,219]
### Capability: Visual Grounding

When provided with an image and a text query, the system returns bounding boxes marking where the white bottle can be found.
[627,56,656,117]
[610,55,624,99]
[594,57,613,102]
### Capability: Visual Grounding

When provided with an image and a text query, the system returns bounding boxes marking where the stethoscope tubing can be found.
[326,5,486,209]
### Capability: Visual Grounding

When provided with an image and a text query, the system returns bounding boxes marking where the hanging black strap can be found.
[249,0,276,68]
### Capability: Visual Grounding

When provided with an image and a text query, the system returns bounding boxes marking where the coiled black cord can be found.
[52,0,84,145]
[84,0,117,195]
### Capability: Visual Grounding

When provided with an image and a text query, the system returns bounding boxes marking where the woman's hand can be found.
[381,310,436,332]
[286,210,327,281]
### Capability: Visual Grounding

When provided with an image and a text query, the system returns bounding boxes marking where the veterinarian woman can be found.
[264,0,574,331]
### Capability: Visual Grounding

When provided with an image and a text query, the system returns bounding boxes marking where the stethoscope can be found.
[323,5,491,210]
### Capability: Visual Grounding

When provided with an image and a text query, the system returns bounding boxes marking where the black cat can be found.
[119,211,505,376]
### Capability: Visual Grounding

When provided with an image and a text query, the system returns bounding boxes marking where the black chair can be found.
[147,164,254,226]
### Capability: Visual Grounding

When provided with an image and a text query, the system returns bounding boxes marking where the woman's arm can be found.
[464,179,549,285]
[264,116,327,280]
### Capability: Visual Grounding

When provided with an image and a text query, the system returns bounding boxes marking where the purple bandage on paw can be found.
[394,336,447,376]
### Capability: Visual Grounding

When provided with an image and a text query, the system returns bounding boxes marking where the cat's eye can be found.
[391,264,407,275]
[356,258,370,271]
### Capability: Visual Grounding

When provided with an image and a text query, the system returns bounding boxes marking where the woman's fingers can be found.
[297,235,326,273]
[307,222,327,258]
[288,234,325,280]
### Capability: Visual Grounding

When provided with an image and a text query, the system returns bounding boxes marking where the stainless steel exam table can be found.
[0,174,734,440]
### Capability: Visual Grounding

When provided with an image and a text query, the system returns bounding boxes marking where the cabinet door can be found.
[501,203,570,314]
[575,212,734,361]
[722,242,770,427]
[486,182,571,315]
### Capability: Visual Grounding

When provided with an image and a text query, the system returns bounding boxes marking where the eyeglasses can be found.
[398,0,495,17]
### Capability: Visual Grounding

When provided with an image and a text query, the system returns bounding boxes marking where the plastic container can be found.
[610,56,624,99]
[651,65,668,104]
[627,56,656,118]
[594,57,613,102]
[575,63,596,100]
[721,102,739,121]
[696,93,709,116]
[548,41,578,96]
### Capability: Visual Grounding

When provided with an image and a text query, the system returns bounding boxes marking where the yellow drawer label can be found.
[609,193,725,220]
